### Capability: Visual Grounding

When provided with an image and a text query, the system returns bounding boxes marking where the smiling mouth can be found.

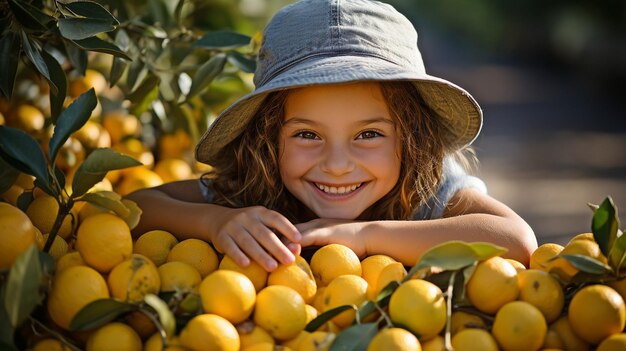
[314,182,363,195]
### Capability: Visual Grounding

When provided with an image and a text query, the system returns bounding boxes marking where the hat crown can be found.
[254,0,426,87]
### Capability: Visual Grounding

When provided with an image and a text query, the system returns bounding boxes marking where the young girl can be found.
[127,0,537,271]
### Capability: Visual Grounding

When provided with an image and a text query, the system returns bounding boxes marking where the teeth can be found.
[316,183,362,195]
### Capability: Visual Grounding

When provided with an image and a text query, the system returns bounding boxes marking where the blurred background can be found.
[239,0,626,245]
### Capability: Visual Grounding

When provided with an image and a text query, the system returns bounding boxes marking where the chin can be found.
[313,209,361,220]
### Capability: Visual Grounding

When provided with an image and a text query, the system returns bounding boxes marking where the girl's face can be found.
[278,82,402,219]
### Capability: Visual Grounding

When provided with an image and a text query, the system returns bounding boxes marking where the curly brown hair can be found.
[202,81,458,223]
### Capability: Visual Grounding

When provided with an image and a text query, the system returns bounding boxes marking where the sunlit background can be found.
[234,0,626,245]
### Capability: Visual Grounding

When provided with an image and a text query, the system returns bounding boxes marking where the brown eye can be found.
[357,130,383,139]
[295,131,318,139]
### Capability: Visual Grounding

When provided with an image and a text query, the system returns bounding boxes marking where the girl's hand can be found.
[208,206,302,271]
[296,219,368,258]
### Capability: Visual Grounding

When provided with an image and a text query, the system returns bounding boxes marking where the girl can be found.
[126,0,537,271]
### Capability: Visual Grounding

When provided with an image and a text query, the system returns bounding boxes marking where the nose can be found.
[320,141,355,176]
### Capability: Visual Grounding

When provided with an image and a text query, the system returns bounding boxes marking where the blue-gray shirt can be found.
[199,156,487,220]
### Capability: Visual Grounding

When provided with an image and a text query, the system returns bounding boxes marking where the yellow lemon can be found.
[517,269,564,322]
[31,338,72,351]
[254,285,307,340]
[541,328,565,350]
[367,327,421,351]
[313,286,327,313]
[133,230,179,266]
[77,191,121,222]
[597,333,626,351]
[506,258,527,272]
[529,243,563,271]
[451,328,497,351]
[466,256,519,314]
[549,238,607,283]
[0,202,37,269]
[322,274,368,328]
[492,301,547,351]
[10,103,45,133]
[107,254,161,302]
[154,158,193,183]
[374,262,407,298]
[167,238,218,277]
[47,265,110,330]
[116,167,162,196]
[86,322,142,351]
[41,234,68,260]
[199,270,256,324]
[268,255,317,303]
[449,311,486,335]
[26,195,75,240]
[56,251,85,273]
[281,330,310,350]
[158,261,202,292]
[75,213,133,273]
[0,184,23,206]
[568,284,626,344]
[179,314,239,351]
[420,335,444,351]
[550,315,590,351]
[298,331,336,351]
[219,254,268,292]
[143,333,185,351]
[360,254,397,300]
[236,321,274,350]
[101,111,141,144]
[310,244,361,286]
[305,304,318,324]
[69,69,107,98]
[389,279,446,341]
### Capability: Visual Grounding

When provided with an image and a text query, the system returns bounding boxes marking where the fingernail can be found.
[266,260,277,271]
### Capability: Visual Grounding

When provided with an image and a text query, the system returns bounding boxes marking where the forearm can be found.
[363,213,536,267]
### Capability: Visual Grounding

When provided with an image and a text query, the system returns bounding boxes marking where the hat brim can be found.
[195,55,482,164]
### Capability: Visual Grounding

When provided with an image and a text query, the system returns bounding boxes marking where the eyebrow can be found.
[283,117,395,127]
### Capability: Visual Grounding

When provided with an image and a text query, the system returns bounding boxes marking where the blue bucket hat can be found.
[196,0,483,165]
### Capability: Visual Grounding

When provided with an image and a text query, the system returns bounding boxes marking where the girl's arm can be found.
[125,180,301,271]
[297,188,537,267]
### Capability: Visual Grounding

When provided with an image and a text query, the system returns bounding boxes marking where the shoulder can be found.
[412,155,487,220]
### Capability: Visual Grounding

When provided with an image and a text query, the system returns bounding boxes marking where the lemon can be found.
[389,279,446,341]
[41,234,68,260]
[133,230,178,266]
[492,301,547,351]
[268,255,317,303]
[107,254,161,302]
[56,251,85,273]
[154,158,193,183]
[568,284,626,344]
[449,311,485,335]
[420,335,444,351]
[219,254,268,292]
[597,333,626,351]
[47,265,110,330]
[179,314,239,351]
[236,321,274,350]
[167,238,218,277]
[374,261,407,298]
[31,338,72,351]
[466,256,519,314]
[550,315,590,351]
[529,243,563,271]
[360,254,397,300]
[86,322,142,351]
[75,213,133,273]
[310,244,361,286]
[298,331,336,351]
[451,328,497,351]
[254,285,307,340]
[506,258,526,272]
[158,261,202,292]
[367,327,421,351]
[322,274,368,327]
[26,195,75,240]
[0,202,38,268]
[199,270,256,324]
[517,269,564,322]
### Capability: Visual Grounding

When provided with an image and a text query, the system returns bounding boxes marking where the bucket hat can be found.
[195,0,483,165]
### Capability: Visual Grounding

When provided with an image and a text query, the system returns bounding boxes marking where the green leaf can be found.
[608,233,626,271]
[0,286,17,351]
[127,74,160,103]
[64,39,88,75]
[468,242,508,261]
[0,156,19,193]
[40,49,67,120]
[129,80,159,117]
[355,301,376,324]
[0,126,50,192]
[20,31,52,83]
[305,305,355,332]
[49,89,97,163]
[109,30,131,86]
[120,199,142,230]
[61,1,119,24]
[329,323,378,351]
[71,148,141,197]
[405,241,480,281]
[188,53,226,98]
[227,51,256,73]
[69,298,136,331]
[4,245,43,328]
[375,280,400,304]
[193,30,251,50]
[592,196,620,258]
[76,192,129,218]
[560,254,613,275]
[126,59,147,92]
[7,0,50,32]
[144,294,176,337]
[0,32,19,98]
[59,18,117,40]
[72,36,131,60]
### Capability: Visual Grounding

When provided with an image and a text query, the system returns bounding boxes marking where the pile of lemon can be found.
[3,187,626,351]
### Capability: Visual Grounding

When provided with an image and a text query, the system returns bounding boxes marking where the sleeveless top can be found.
[199,156,487,220]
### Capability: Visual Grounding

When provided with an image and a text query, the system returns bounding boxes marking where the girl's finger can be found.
[262,210,302,243]
[231,229,279,271]
[216,234,250,267]
[248,222,296,266]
